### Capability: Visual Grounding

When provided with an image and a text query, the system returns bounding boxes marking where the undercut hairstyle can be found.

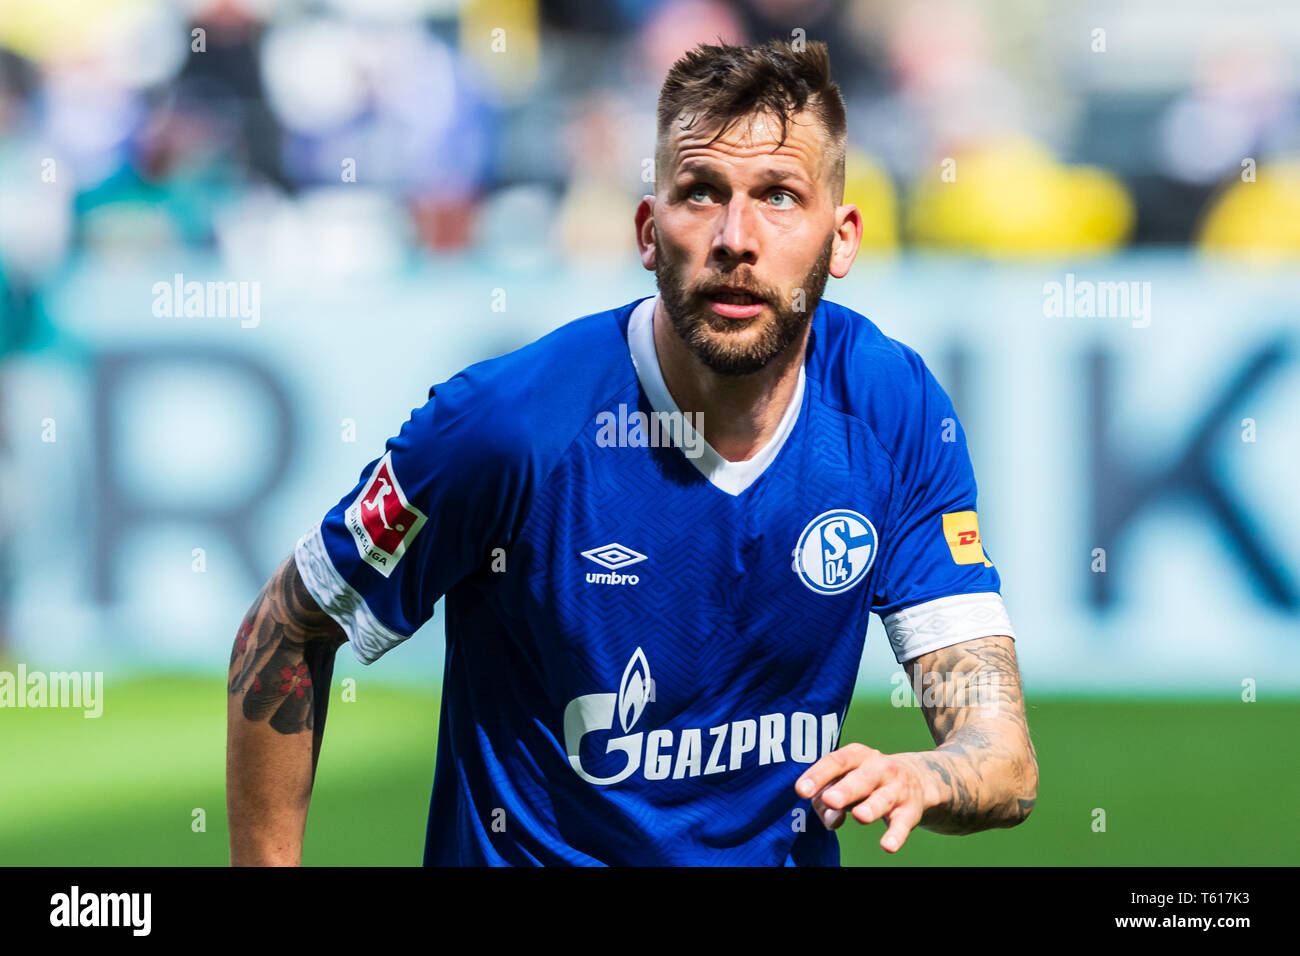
[656,39,848,204]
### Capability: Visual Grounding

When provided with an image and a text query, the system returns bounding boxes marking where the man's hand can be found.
[794,634,1038,853]
[796,745,937,853]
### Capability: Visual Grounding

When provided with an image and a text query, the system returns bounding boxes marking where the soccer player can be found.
[226,39,1038,866]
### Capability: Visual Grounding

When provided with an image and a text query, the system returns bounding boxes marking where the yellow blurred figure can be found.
[907,138,1133,258]
[1198,160,1300,263]
[460,0,540,101]
[0,0,147,62]
[843,147,898,253]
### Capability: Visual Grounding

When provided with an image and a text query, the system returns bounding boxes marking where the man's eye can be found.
[688,185,714,203]
[768,190,796,208]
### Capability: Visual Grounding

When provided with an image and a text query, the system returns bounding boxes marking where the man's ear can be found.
[635,196,657,271]
[828,203,862,280]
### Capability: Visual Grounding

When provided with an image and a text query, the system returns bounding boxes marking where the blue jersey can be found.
[295,293,1015,865]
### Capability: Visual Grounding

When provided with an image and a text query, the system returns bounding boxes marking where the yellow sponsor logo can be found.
[942,511,993,566]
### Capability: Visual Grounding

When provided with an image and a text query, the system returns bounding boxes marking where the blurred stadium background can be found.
[0,0,1297,866]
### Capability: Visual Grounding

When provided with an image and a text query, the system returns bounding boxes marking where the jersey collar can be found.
[626,293,806,497]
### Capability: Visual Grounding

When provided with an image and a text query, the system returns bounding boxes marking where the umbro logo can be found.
[581,543,646,586]
[581,543,647,570]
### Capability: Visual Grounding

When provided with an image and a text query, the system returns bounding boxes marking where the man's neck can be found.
[652,297,809,463]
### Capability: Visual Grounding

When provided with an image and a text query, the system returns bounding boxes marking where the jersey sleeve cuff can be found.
[294,523,412,665]
[881,591,1015,664]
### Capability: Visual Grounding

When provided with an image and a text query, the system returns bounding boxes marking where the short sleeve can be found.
[294,377,521,664]
[869,358,1015,664]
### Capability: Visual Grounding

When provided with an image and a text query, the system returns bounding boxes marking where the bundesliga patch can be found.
[942,510,993,566]
[345,452,427,577]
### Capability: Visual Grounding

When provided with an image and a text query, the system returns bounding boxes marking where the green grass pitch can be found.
[1,675,1294,866]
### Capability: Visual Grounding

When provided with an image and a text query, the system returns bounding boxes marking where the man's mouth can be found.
[704,286,767,321]
[709,289,764,305]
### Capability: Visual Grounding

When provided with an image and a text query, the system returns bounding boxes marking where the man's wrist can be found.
[893,750,949,815]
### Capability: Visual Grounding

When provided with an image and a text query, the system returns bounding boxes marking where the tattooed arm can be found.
[900,634,1038,834]
[796,634,1037,851]
[226,555,346,866]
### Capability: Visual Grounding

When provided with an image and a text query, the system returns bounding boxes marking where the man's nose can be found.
[711,197,759,265]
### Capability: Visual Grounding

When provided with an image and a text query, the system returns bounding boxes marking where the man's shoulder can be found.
[415,297,644,464]
[811,297,944,435]
[461,298,641,386]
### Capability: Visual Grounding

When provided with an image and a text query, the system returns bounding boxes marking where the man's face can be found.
[645,108,849,376]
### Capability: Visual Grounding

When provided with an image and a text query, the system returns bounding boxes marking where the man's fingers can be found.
[812,786,851,829]
[879,803,922,853]
[795,744,879,799]
[817,802,847,830]
[797,744,925,841]
[850,782,902,826]
[810,770,851,815]
[818,756,890,811]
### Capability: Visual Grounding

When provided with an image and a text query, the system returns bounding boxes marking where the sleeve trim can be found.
[294,524,412,665]
[882,591,1015,664]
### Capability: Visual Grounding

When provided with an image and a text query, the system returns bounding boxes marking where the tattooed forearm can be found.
[228,556,345,737]
[227,556,346,865]
[904,634,1038,835]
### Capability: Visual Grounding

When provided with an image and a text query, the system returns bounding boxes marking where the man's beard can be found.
[655,231,834,376]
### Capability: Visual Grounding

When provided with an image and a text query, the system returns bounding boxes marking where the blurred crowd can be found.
[2,0,1300,353]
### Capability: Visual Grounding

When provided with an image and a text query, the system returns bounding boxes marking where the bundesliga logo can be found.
[345,452,427,577]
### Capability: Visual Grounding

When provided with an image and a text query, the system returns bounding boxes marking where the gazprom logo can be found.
[618,647,651,733]
[564,646,654,786]
[563,648,842,786]
[792,509,877,595]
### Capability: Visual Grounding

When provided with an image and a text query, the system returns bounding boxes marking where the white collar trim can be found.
[626,293,805,496]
